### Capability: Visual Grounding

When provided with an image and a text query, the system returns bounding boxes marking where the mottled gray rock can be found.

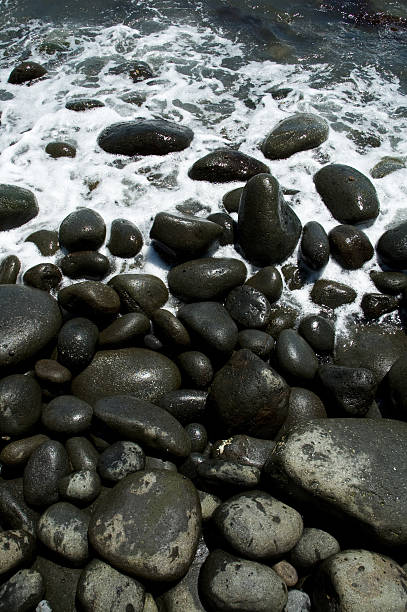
[198,490,222,521]
[284,590,311,612]
[58,470,101,504]
[97,440,145,481]
[32,555,81,612]
[37,502,89,563]
[108,273,168,316]
[261,113,329,160]
[370,156,406,179]
[0,374,42,436]
[24,440,70,507]
[212,434,275,470]
[0,529,35,576]
[197,459,261,488]
[290,528,340,571]
[0,569,44,612]
[178,302,238,354]
[188,149,269,182]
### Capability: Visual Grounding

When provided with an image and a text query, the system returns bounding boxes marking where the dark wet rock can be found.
[25,229,59,255]
[312,550,407,612]
[222,187,242,213]
[0,255,20,284]
[151,309,191,348]
[60,250,110,280]
[0,435,49,467]
[98,119,194,155]
[311,279,357,308]
[23,263,62,291]
[35,358,71,386]
[0,479,38,535]
[300,221,330,270]
[66,436,99,472]
[314,164,380,224]
[318,364,376,416]
[272,561,298,588]
[159,389,208,425]
[276,330,318,382]
[42,395,93,434]
[0,184,39,230]
[99,312,150,347]
[58,281,120,318]
[65,98,105,111]
[238,173,301,265]
[214,490,303,559]
[31,555,81,612]
[0,285,62,371]
[197,459,260,488]
[277,387,327,439]
[0,569,44,612]
[361,292,399,319]
[45,141,76,158]
[108,273,168,316]
[261,113,329,160]
[0,530,36,577]
[57,317,99,371]
[210,349,289,437]
[108,59,154,82]
[298,315,335,353]
[281,263,307,291]
[178,351,213,388]
[58,470,101,504]
[144,333,164,351]
[212,435,274,470]
[370,156,406,179]
[199,549,287,612]
[0,374,42,436]
[188,149,269,183]
[94,395,190,457]
[237,329,274,358]
[144,457,177,472]
[290,528,340,572]
[59,208,106,252]
[179,452,206,481]
[37,502,89,563]
[89,470,201,581]
[245,266,283,304]
[24,440,69,507]
[370,270,407,294]
[377,220,407,269]
[77,559,145,612]
[207,212,235,245]
[265,304,299,337]
[168,257,247,302]
[8,61,47,84]
[178,302,238,354]
[107,218,143,258]
[265,418,407,547]
[150,212,222,260]
[225,285,271,329]
[387,353,407,420]
[328,224,374,269]
[185,423,208,453]
[97,440,145,482]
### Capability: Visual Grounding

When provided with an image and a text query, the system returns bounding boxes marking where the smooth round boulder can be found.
[58,281,120,318]
[377,220,407,269]
[99,313,151,347]
[245,266,283,304]
[0,184,39,230]
[97,119,194,156]
[8,61,47,84]
[97,441,145,482]
[0,374,42,436]
[57,317,99,371]
[298,315,335,353]
[225,285,271,329]
[88,470,201,581]
[108,273,168,316]
[59,208,106,252]
[24,440,70,507]
[300,221,330,270]
[45,141,76,158]
[0,285,62,371]
[37,502,89,564]
[276,329,319,382]
[188,149,269,182]
[151,309,191,348]
[178,302,238,354]
[329,224,374,269]
[311,279,357,308]
[25,229,59,255]
[107,218,143,258]
[0,255,20,284]
[261,113,329,160]
[207,212,235,245]
[41,395,93,434]
[314,164,380,224]
[370,270,407,295]
[290,528,340,572]
[0,569,44,612]
[60,251,110,280]
[237,329,274,358]
[178,351,213,388]
[23,263,62,291]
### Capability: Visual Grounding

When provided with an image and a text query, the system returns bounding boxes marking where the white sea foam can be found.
[0,20,406,331]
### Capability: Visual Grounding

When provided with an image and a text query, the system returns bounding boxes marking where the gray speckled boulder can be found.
[265,418,407,548]
[0,569,44,612]
[0,185,39,230]
[261,113,329,160]
[188,149,269,182]
[71,348,181,405]
[0,529,36,576]
[98,119,193,155]
[290,528,340,572]
[37,502,89,564]
[88,470,201,581]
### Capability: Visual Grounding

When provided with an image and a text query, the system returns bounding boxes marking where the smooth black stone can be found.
[209,349,289,438]
[377,220,407,269]
[168,257,247,302]
[0,436,49,468]
[245,266,283,304]
[25,229,59,255]
[197,459,260,488]
[35,359,71,385]
[58,281,120,318]
[370,270,407,295]
[8,61,47,84]
[264,304,299,337]
[0,479,39,535]
[261,113,329,160]
[318,364,377,416]
[107,218,143,258]
[238,173,302,265]
[97,119,194,156]
[298,315,335,353]
[185,423,208,453]
[65,436,99,472]
[178,302,238,354]
[0,374,42,436]
[72,348,181,405]
[24,440,70,507]
[23,263,62,291]
[188,149,269,183]
[237,329,274,358]
[0,569,44,612]
[143,333,164,351]
[300,221,329,270]
[222,187,242,213]
[59,208,106,252]
[225,285,271,329]
[277,387,327,439]
[45,141,76,158]
[0,285,62,371]
[108,60,154,81]
[179,452,206,480]
[108,273,168,316]
[65,98,105,111]
[387,353,407,420]
[37,502,89,564]
[329,224,374,270]
[99,313,150,347]
[57,317,99,371]
[311,279,357,308]
[361,293,399,319]
[60,251,110,280]
[212,434,275,470]
[314,164,380,224]
[281,263,307,290]
[207,212,235,245]
[0,184,39,230]
[276,329,319,382]
[0,255,20,284]
[42,395,93,434]
[151,309,191,348]
[159,389,208,425]
[97,441,145,482]
[178,351,213,388]
[150,212,222,260]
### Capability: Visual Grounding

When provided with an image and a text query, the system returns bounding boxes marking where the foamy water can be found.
[1,20,407,330]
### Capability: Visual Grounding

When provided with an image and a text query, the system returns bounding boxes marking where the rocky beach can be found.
[1,0,407,610]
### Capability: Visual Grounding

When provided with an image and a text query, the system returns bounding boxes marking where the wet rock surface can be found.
[261,113,329,160]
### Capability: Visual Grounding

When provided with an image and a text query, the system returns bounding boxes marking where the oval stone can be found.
[261,113,329,160]
[188,149,269,183]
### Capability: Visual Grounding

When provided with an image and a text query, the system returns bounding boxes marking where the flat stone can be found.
[311,279,357,308]
[188,149,269,182]
[261,113,329,160]
[98,119,193,155]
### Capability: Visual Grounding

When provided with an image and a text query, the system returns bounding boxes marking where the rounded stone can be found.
[60,251,110,281]
[25,229,59,255]
[207,212,235,245]
[0,374,42,436]
[276,329,319,382]
[159,389,208,425]
[37,502,89,564]
[361,293,399,319]
[290,528,340,571]
[42,395,93,434]
[0,434,49,466]
[59,208,106,252]
[245,266,283,304]
[271,561,298,587]
[370,270,407,295]
[57,317,99,371]
[178,302,238,354]
[298,315,335,353]
[278,387,327,438]
[0,530,36,577]
[0,569,44,612]
[188,149,269,182]
[108,218,143,258]
[237,329,274,358]
[8,61,47,84]
[185,423,208,453]
[222,187,242,213]
[0,255,20,284]
[65,437,99,472]
[261,113,329,160]
[23,440,69,507]
[310,279,357,308]
[65,98,105,111]
[58,470,101,504]
[35,358,71,386]
[265,304,299,337]
[151,309,191,348]
[45,141,76,158]
[377,220,407,269]
[97,441,145,482]
[225,285,271,329]
[178,351,213,388]
[58,282,120,318]
[0,184,39,230]
[108,274,168,316]
[23,263,62,291]
[300,221,330,270]
[99,313,151,347]
[88,470,201,581]
[329,224,374,269]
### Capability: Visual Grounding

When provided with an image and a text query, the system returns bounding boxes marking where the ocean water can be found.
[0,0,407,332]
